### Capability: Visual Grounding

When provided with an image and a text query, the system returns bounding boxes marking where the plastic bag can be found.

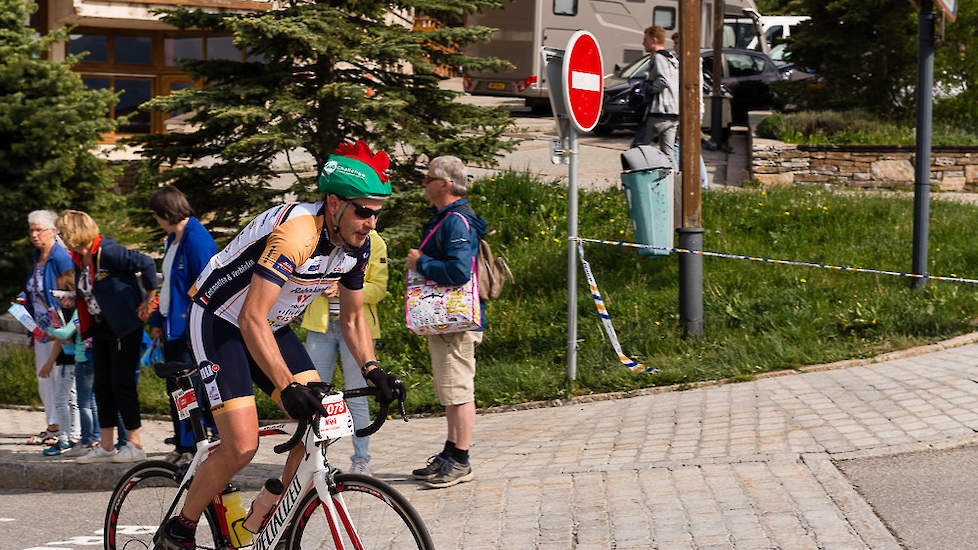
[140,334,165,369]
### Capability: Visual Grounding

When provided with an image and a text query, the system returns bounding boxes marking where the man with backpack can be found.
[406,156,487,489]
[630,25,680,168]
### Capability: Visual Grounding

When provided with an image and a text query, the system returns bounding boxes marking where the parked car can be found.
[700,48,784,124]
[593,54,732,135]
[769,43,819,82]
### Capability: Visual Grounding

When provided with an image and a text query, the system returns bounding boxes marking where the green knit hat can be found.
[317,140,392,199]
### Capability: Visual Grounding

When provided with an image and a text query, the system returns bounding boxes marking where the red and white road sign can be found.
[562,31,604,133]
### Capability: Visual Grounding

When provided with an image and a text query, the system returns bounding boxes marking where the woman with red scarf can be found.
[55,210,157,463]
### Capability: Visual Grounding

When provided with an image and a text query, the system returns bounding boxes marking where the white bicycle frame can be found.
[173,421,363,550]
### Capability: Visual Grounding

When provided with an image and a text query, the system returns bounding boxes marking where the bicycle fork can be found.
[314,472,365,550]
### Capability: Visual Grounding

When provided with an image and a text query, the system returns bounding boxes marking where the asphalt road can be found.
[1,489,110,550]
[837,443,978,550]
[0,487,264,550]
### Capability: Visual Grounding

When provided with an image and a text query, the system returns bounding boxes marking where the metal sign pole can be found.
[544,31,601,381]
[566,126,579,380]
[911,0,936,290]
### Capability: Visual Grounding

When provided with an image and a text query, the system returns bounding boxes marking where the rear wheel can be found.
[287,473,432,550]
[104,460,223,550]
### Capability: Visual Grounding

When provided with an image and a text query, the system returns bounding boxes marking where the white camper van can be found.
[463,0,767,109]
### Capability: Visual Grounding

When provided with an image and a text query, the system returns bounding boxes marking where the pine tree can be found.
[784,0,918,114]
[0,0,118,300]
[133,1,516,230]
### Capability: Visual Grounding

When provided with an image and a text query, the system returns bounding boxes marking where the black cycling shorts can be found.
[187,303,319,415]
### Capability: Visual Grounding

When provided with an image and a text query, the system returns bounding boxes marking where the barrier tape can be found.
[576,241,658,374]
[575,238,978,285]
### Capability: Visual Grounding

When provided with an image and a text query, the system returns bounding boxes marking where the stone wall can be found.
[749,138,978,191]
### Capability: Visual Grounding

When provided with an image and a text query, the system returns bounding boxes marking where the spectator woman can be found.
[24,210,75,445]
[55,210,157,463]
[148,186,218,465]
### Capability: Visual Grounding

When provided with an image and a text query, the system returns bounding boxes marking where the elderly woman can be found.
[148,186,217,465]
[55,210,157,463]
[24,209,76,445]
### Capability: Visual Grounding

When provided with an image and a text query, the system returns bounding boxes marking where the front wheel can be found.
[104,460,223,550]
[287,473,433,549]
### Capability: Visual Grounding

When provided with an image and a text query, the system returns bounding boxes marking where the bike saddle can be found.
[153,360,197,380]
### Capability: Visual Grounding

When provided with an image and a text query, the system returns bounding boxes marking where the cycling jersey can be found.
[189,202,369,330]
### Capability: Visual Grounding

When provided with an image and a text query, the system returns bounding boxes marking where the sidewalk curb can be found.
[802,453,902,550]
[3,332,977,492]
[0,456,280,492]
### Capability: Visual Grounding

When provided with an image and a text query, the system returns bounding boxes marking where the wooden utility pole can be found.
[679,0,702,226]
[678,0,703,337]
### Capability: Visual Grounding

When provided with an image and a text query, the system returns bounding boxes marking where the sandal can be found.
[26,429,59,445]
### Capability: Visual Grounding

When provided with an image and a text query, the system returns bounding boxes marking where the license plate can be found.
[487,82,506,90]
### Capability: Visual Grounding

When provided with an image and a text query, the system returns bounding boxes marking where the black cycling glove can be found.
[279,382,326,420]
[364,365,401,404]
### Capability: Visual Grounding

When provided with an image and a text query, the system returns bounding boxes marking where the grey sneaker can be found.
[112,441,146,463]
[76,445,117,463]
[411,454,446,481]
[425,457,473,489]
[350,460,370,475]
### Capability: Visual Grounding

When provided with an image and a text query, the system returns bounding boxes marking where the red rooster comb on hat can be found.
[333,140,390,183]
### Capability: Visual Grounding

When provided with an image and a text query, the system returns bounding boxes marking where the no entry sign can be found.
[562,31,603,133]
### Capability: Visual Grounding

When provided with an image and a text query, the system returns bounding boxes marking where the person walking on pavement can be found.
[406,156,488,489]
[302,229,389,475]
[630,25,680,169]
[148,186,219,466]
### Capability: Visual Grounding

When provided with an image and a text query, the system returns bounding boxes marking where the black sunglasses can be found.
[341,198,383,219]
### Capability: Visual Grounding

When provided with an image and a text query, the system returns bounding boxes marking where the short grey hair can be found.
[429,156,468,196]
[28,210,58,230]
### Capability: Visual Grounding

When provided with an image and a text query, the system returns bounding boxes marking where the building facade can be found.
[31,0,277,139]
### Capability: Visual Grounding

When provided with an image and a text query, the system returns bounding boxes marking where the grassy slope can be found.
[5,174,978,417]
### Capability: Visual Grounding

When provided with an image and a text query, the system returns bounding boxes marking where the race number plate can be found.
[172,388,199,420]
[315,392,355,441]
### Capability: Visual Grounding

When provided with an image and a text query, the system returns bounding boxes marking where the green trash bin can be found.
[621,145,674,258]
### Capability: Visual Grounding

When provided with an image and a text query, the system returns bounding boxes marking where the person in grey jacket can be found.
[631,25,680,167]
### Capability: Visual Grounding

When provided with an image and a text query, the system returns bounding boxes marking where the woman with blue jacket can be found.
[148,186,218,465]
[56,210,157,463]
[24,210,76,444]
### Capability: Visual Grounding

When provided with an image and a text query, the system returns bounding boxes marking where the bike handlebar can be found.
[273,383,406,455]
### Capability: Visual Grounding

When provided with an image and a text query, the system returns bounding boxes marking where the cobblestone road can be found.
[5,337,978,548]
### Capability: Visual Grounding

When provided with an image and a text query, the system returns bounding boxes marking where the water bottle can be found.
[220,484,252,548]
[243,478,285,533]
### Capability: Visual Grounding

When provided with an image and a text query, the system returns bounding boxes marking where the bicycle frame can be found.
[145,363,405,550]
[160,419,363,550]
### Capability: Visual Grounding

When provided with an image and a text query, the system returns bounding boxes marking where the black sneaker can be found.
[411,454,446,481]
[154,517,195,550]
[425,457,474,489]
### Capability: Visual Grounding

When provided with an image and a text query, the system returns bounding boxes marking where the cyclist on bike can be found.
[156,140,402,550]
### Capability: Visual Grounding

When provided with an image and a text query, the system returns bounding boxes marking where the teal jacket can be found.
[46,309,92,362]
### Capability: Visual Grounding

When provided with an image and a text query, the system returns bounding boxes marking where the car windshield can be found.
[770,43,791,62]
[619,55,651,79]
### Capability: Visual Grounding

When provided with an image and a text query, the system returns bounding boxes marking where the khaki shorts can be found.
[427,330,483,406]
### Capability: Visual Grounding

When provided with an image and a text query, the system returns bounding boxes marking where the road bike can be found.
[103,360,432,549]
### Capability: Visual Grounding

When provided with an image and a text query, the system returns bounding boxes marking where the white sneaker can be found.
[112,441,146,463]
[76,445,117,463]
[62,443,90,458]
[350,460,370,475]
